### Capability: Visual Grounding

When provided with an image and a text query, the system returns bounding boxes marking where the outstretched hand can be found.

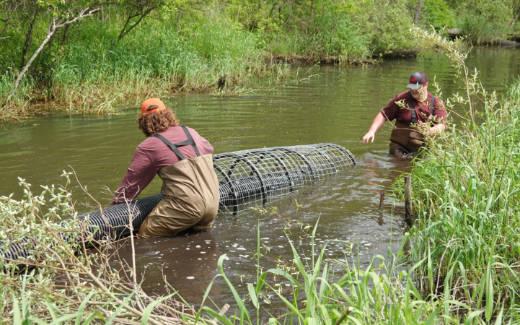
[362,131,375,144]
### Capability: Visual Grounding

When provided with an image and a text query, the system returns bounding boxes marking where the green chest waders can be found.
[138,127,220,238]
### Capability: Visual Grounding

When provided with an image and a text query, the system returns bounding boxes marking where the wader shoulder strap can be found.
[408,93,436,123]
[154,133,186,160]
[153,126,201,160]
[407,93,417,124]
[180,126,201,156]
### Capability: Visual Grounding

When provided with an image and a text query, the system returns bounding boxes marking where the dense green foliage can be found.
[407,79,520,322]
[455,0,518,42]
[0,0,518,119]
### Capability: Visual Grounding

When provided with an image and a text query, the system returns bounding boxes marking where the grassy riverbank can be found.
[2,0,517,121]
[0,14,271,120]
[0,1,419,121]
[404,30,520,322]
[405,78,520,323]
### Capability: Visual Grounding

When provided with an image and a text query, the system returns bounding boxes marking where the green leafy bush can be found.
[456,0,515,43]
[346,0,417,55]
[423,0,456,30]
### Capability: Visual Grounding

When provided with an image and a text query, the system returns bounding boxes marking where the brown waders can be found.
[138,127,220,238]
[389,95,436,158]
[389,121,426,158]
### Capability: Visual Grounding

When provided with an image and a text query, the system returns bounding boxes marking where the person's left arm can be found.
[112,146,158,204]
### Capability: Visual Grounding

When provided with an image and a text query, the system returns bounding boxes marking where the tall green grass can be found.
[197,221,443,324]
[1,9,275,119]
[0,74,32,121]
[405,78,520,322]
[397,29,520,322]
[47,14,267,114]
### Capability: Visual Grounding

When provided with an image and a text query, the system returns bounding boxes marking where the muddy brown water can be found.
[0,48,518,311]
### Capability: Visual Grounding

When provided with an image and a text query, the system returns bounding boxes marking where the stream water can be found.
[0,48,518,309]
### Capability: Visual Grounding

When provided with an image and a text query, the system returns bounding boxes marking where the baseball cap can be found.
[407,72,428,90]
[140,98,166,115]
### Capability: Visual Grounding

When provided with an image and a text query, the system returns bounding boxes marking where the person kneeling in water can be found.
[362,72,447,158]
[113,98,219,238]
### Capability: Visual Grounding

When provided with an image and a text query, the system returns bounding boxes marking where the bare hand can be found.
[362,131,375,144]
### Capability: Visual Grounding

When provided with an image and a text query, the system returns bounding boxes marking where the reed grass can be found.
[398,29,520,323]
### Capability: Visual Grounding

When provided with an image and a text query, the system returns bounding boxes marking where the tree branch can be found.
[20,6,39,70]
[55,7,100,29]
[117,12,140,41]
[117,6,155,42]
[7,7,100,102]
[414,0,424,24]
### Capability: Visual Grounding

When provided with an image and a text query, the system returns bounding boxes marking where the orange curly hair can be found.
[138,109,179,136]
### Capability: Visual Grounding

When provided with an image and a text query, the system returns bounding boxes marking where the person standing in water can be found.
[113,98,220,238]
[362,72,447,158]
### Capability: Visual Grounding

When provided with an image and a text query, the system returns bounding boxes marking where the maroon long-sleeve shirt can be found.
[381,91,447,124]
[112,126,214,204]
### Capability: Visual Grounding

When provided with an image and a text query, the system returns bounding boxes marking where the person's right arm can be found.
[112,146,157,204]
[362,93,401,144]
[362,112,386,143]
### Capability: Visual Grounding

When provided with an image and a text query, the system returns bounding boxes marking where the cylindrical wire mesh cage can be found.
[215,143,355,214]
[0,143,355,262]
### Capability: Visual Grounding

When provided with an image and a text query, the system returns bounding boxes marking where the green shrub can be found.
[346,0,417,55]
[456,0,515,43]
[423,0,456,29]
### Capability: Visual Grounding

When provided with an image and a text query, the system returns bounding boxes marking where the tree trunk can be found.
[20,7,39,70]
[414,0,424,25]
[7,7,99,102]
[117,6,155,42]
[60,24,70,45]
[14,18,57,92]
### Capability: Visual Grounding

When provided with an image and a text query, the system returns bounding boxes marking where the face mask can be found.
[411,86,427,102]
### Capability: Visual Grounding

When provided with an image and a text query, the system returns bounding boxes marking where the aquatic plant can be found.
[197,221,442,324]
